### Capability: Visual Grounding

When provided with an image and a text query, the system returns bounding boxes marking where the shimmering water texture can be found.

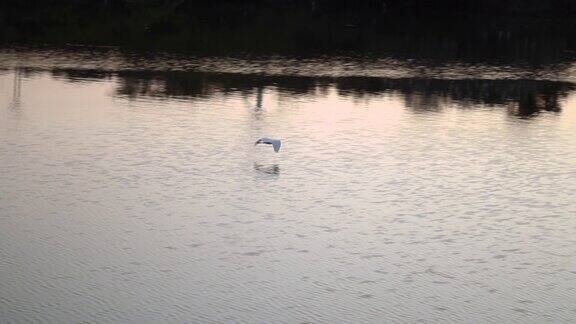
[1,48,576,323]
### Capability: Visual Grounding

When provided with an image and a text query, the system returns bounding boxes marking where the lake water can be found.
[1,47,576,323]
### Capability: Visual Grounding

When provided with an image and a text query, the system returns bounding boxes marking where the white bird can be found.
[254,137,281,153]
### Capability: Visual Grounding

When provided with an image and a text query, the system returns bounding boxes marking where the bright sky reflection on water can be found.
[1,48,576,323]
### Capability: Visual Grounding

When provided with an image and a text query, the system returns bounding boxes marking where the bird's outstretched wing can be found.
[272,140,281,153]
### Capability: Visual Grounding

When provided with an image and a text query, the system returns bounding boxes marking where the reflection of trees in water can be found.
[11,69,22,105]
[336,77,572,117]
[51,69,112,82]
[7,69,23,117]
[51,69,575,118]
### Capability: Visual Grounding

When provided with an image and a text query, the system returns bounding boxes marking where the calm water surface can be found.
[1,47,576,323]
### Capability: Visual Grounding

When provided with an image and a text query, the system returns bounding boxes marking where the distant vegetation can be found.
[1,0,576,56]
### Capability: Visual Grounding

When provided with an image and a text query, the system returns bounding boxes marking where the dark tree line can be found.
[5,0,576,16]
[1,0,575,54]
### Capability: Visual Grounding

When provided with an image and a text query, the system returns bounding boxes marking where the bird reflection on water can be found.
[253,162,280,176]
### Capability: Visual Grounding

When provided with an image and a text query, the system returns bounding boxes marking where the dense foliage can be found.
[1,0,575,54]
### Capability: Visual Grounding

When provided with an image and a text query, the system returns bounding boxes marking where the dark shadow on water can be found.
[48,68,576,119]
[253,163,280,177]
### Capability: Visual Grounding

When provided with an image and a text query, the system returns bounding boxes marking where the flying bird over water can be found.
[254,137,281,153]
